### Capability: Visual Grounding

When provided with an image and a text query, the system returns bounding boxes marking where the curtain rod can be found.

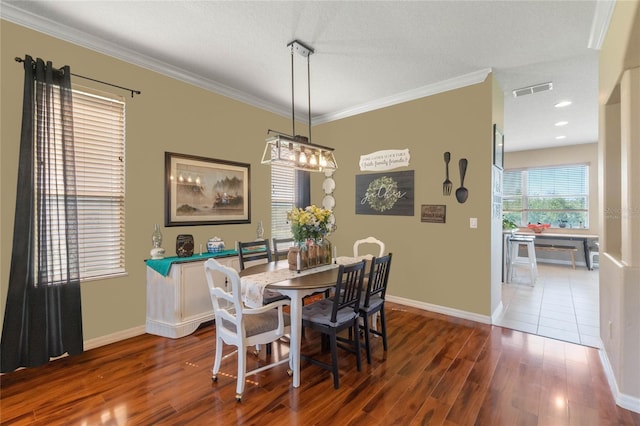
[15,56,141,98]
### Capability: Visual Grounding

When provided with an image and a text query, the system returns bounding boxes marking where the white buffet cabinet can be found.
[146,255,239,338]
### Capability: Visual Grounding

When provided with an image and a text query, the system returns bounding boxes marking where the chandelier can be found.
[261,40,337,172]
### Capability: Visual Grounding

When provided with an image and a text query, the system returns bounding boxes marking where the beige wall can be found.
[505,143,600,234]
[598,0,640,410]
[1,20,499,343]
[1,20,291,339]
[313,77,496,316]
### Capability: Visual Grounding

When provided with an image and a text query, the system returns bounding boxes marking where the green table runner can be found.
[145,249,237,276]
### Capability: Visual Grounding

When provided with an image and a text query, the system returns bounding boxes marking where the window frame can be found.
[502,163,590,230]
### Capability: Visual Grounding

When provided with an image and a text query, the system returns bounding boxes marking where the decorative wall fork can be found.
[442,151,452,196]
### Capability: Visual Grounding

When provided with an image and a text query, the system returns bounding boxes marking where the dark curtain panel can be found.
[1,56,83,373]
[295,170,310,208]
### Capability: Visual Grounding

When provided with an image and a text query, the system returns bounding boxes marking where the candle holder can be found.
[150,224,166,259]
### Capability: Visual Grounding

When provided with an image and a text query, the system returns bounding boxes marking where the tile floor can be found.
[496,261,601,348]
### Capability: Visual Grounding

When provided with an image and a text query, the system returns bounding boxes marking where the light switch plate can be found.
[470,218,478,228]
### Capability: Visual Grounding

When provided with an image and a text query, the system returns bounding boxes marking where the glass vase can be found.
[288,241,309,270]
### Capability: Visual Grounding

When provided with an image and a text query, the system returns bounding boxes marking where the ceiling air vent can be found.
[512,82,553,98]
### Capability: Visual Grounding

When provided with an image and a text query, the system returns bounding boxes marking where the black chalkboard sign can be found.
[355,170,414,216]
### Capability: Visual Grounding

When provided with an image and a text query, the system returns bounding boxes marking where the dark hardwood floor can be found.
[1,303,638,425]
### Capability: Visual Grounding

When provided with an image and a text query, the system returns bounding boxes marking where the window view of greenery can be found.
[503,165,589,229]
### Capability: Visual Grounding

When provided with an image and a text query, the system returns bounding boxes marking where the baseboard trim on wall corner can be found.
[84,325,146,351]
[599,346,640,414]
[491,301,505,324]
[386,295,492,325]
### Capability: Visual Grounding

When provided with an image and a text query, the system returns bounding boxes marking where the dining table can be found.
[239,256,369,388]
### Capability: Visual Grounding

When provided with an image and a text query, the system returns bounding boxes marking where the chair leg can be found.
[330,333,340,389]
[362,314,372,364]
[236,344,246,401]
[212,336,224,380]
[380,308,388,352]
[353,321,362,372]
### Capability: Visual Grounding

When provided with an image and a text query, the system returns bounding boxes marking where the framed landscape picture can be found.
[165,152,250,226]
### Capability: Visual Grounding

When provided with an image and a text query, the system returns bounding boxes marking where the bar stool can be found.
[589,241,599,270]
[507,235,537,285]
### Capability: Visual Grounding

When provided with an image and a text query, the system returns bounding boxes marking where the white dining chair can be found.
[204,258,291,401]
[353,236,385,257]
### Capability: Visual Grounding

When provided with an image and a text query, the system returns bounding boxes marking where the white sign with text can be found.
[359,149,410,171]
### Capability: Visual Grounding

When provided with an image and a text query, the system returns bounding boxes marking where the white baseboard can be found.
[599,348,640,414]
[84,325,146,351]
[491,301,505,323]
[386,295,492,325]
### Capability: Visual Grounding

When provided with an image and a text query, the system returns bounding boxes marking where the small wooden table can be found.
[240,261,339,388]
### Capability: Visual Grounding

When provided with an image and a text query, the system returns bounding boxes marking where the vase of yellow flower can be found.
[286,205,332,270]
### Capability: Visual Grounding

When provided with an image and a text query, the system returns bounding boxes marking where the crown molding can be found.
[588,0,616,50]
[2,3,490,125]
[1,3,290,118]
[312,68,492,124]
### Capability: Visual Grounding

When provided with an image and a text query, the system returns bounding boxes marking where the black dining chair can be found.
[272,237,294,261]
[301,260,366,389]
[237,239,288,305]
[237,239,272,270]
[359,253,392,364]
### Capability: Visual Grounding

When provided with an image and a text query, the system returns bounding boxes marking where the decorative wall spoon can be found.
[456,158,468,203]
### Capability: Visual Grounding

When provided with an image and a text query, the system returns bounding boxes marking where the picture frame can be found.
[493,124,504,169]
[165,152,250,226]
[421,204,446,223]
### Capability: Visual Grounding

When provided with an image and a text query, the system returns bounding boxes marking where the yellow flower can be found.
[287,205,332,243]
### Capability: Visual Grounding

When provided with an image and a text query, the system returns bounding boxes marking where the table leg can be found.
[288,292,303,388]
[583,239,591,270]
[278,286,330,388]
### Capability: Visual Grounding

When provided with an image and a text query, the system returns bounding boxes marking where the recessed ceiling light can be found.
[555,121,569,126]
[555,101,572,108]
[555,135,567,140]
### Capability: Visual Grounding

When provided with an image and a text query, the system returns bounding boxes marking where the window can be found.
[503,164,589,229]
[271,164,296,239]
[55,87,126,281]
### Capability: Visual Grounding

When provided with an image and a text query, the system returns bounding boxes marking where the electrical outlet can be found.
[470,217,478,228]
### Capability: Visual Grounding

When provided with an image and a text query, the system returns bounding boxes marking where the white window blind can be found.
[503,164,589,228]
[73,88,126,280]
[37,87,126,282]
[271,164,295,239]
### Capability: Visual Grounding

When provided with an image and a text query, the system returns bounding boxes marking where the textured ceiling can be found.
[1,0,613,152]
